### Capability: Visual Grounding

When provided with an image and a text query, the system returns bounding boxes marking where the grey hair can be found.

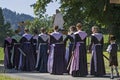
[92,26,99,32]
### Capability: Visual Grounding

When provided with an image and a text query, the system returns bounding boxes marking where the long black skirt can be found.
[52,44,66,75]
[71,43,88,77]
[19,43,35,71]
[90,45,106,76]
[36,44,48,72]
[12,44,20,69]
[4,46,13,69]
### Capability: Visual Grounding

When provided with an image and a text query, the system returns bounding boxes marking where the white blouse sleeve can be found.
[106,45,112,53]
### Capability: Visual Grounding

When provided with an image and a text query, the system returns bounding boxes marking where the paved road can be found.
[2,73,120,80]
[0,64,120,80]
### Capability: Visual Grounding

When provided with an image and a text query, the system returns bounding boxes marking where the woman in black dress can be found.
[4,32,13,69]
[69,23,88,77]
[36,28,49,73]
[89,26,106,76]
[48,26,65,75]
[11,30,22,69]
[19,28,35,71]
[31,30,39,64]
[64,26,76,72]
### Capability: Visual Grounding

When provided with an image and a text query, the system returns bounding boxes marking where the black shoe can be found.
[117,73,119,77]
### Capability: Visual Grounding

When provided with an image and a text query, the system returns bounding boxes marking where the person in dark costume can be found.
[64,26,77,72]
[4,32,13,69]
[106,35,119,79]
[18,28,35,71]
[31,29,39,64]
[60,29,68,73]
[69,23,88,77]
[47,25,66,75]
[11,30,22,69]
[89,26,106,76]
[35,27,49,73]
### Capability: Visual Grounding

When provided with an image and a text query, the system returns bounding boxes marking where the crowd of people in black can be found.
[4,22,119,79]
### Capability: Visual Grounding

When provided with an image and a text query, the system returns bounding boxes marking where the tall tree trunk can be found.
[112,23,120,42]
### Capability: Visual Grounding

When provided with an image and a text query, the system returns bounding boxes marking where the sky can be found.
[0,0,60,17]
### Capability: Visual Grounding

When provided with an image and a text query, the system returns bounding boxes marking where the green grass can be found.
[0,48,4,64]
[0,48,4,60]
[0,75,20,80]
[103,34,109,44]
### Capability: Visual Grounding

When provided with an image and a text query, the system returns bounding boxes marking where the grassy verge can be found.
[0,47,4,64]
[0,75,20,80]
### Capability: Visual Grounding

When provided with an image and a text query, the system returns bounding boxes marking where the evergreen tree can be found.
[0,7,4,26]
[0,7,12,47]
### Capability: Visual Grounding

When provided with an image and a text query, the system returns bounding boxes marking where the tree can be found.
[33,0,120,42]
[0,7,4,26]
[0,8,13,46]
[25,15,53,34]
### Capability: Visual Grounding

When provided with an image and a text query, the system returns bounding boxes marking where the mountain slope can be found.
[2,8,34,29]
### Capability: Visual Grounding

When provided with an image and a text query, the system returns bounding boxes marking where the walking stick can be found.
[67,52,74,70]
[103,54,109,61]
